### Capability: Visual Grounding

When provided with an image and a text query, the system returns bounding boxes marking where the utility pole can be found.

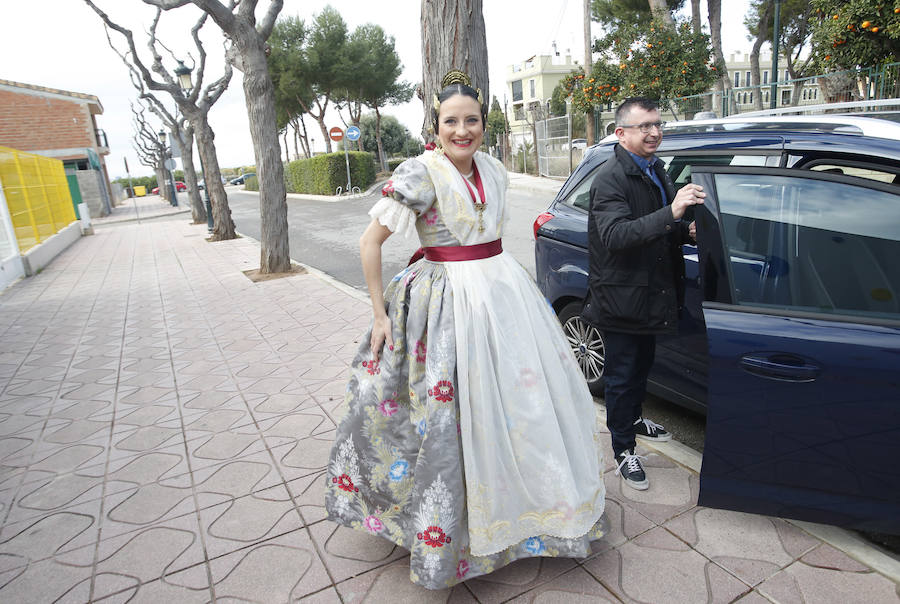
[584,0,594,145]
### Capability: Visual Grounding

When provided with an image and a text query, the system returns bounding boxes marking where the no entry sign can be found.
[329,127,344,141]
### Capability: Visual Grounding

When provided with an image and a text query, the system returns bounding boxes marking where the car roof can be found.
[599,114,900,143]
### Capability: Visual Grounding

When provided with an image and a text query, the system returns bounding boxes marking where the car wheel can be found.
[557,301,605,396]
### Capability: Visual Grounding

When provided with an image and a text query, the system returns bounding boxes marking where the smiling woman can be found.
[323,69,607,590]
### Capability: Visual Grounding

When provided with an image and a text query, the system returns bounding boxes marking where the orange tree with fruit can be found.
[561,19,716,114]
[810,1,900,68]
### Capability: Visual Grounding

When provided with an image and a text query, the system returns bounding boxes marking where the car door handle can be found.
[739,354,820,382]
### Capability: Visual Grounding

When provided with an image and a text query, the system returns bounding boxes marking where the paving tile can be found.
[308,519,407,584]
[286,471,329,527]
[757,551,900,603]
[664,506,821,586]
[602,449,698,525]
[335,559,476,603]
[582,526,749,603]
[92,564,213,604]
[0,413,47,438]
[297,586,343,603]
[0,509,97,568]
[277,431,335,480]
[578,495,655,560]
[506,566,619,602]
[85,517,208,599]
[207,528,332,601]
[464,556,579,603]
[0,553,93,602]
[198,484,303,559]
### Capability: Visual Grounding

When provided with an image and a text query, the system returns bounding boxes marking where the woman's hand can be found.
[370,315,394,361]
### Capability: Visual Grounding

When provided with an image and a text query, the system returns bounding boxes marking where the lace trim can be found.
[466,485,606,557]
[368,197,417,239]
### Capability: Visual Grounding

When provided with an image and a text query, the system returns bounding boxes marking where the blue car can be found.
[534,116,900,535]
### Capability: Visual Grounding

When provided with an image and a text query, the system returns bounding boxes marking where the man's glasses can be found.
[619,121,665,133]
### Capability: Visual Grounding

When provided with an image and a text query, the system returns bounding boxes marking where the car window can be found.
[808,163,900,186]
[661,154,772,194]
[560,167,599,211]
[714,173,900,320]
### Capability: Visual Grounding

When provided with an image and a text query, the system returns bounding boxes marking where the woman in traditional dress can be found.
[325,70,606,590]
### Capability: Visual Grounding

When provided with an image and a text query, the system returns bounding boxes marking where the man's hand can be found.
[671,183,705,221]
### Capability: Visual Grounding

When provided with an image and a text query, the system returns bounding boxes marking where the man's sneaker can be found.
[634,417,672,442]
[615,449,649,490]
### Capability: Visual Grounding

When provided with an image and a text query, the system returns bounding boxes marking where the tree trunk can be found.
[283,129,289,163]
[155,166,168,201]
[291,119,300,160]
[648,0,675,27]
[707,0,735,115]
[374,105,387,172]
[194,116,236,240]
[420,0,489,141]
[300,117,311,158]
[750,1,772,111]
[235,29,290,273]
[690,0,701,35]
[178,124,207,224]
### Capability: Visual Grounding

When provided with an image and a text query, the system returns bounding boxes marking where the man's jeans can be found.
[602,331,656,457]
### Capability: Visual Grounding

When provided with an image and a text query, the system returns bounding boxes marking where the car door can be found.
[691,165,900,534]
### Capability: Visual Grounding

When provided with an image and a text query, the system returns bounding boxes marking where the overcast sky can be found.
[1,0,754,180]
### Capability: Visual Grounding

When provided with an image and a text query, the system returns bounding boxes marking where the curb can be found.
[237,180,387,203]
[94,207,191,227]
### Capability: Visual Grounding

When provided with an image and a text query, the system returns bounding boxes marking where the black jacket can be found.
[582,143,690,334]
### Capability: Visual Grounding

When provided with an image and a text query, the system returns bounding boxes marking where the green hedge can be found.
[285,151,376,195]
[245,175,259,191]
[387,158,407,171]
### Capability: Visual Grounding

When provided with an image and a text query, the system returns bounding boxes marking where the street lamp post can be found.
[175,60,213,233]
[158,129,178,206]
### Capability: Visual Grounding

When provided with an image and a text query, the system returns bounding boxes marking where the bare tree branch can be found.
[257,0,282,40]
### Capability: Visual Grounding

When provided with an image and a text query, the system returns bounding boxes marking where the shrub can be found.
[387,158,407,171]
[285,151,376,195]
[244,175,259,191]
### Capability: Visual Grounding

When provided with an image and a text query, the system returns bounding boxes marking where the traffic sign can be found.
[329,127,344,141]
[346,126,361,141]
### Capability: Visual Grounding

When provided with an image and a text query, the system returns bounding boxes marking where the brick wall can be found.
[0,89,95,151]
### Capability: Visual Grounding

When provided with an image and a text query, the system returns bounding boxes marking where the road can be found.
[224,182,707,452]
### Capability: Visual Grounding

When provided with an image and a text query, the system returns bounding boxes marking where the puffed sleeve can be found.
[368,158,436,238]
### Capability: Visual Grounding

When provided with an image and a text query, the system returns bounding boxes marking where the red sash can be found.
[423,239,503,262]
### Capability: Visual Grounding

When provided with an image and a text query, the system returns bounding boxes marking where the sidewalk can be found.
[93,193,190,226]
[1,215,898,602]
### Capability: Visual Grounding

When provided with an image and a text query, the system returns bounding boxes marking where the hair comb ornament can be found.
[438,69,484,106]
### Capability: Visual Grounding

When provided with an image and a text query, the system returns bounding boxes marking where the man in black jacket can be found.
[583,97,704,490]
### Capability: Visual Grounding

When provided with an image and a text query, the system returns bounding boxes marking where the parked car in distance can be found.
[150,181,186,195]
[571,138,587,149]
[534,115,900,535]
[229,173,255,185]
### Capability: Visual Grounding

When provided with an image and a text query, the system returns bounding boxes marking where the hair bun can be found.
[441,69,472,89]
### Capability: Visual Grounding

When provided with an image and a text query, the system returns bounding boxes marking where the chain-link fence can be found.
[0,146,77,253]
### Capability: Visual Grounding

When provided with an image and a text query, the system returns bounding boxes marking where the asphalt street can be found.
[224,183,707,451]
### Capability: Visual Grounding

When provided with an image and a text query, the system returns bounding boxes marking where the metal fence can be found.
[662,62,900,121]
[0,146,77,253]
[535,115,581,179]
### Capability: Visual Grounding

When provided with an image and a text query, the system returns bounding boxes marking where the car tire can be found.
[557,301,605,396]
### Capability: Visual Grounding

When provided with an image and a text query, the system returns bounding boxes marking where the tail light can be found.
[533,212,554,239]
